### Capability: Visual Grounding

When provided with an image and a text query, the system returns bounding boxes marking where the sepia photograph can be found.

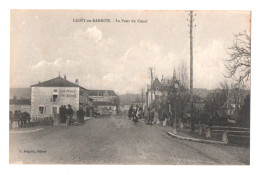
[9,10,251,165]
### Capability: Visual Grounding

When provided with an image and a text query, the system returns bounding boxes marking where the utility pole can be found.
[149,67,154,107]
[188,10,196,132]
[141,88,144,109]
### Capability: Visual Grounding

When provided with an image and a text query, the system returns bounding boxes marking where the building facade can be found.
[89,90,118,102]
[30,76,91,121]
[89,89,119,115]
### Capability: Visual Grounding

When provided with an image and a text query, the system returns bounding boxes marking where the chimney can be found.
[161,75,164,81]
[64,75,66,80]
[75,79,79,85]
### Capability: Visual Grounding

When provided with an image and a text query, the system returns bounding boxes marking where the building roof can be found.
[89,90,117,96]
[30,76,88,91]
[218,102,235,110]
[151,78,169,91]
[10,99,31,105]
[93,101,116,106]
[216,102,236,119]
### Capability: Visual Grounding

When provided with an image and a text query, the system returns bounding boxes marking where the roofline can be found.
[31,85,89,91]
[79,86,89,91]
[30,76,89,91]
[88,89,116,92]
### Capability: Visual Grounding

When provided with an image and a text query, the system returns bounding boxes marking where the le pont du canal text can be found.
[72,18,148,23]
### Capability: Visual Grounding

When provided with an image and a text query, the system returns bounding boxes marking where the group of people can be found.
[59,104,74,125]
[59,105,86,125]
[9,110,31,128]
[128,104,171,126]
[128,105,143,124]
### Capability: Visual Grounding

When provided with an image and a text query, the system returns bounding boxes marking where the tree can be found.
[225,31,251,84]
[219,81,230,99]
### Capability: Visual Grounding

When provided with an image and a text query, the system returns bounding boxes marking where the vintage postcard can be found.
[9,10,251,165]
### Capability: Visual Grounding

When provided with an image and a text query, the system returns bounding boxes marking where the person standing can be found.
[67,105,74,125]
[138,106,143,119]
[133,108,138,124]
[128,105,133,120]
[62,105,67,123]
[59,105,64,123]
[154,109,159,124]
[65,105,70,126]
[148,108,154,125]
[77,107,85,124]
[80,108,85,123]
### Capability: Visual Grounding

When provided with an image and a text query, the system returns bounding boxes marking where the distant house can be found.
[146,72,182,108]
[89,90,118,102]
[30,76,91,121]
[147,77,169,107]
[216,102,236,123]
[89,90,119,114]
[9,98,31,114]
[93,101,117,115]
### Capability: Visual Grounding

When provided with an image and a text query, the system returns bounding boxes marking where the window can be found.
[109,106,112,110]
[39,106,44,114]
[52,95,58,102]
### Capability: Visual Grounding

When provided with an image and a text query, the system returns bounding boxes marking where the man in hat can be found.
[77,107,85,124]
[67,104,74,125]
[59,105,64,123]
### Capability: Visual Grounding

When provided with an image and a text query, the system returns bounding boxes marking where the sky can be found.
[10,10,250,94]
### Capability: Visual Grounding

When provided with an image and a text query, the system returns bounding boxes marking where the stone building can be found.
[93,101,117,115]
[89,90,118,102]
[30,76,91,122]
[89,90,119,115]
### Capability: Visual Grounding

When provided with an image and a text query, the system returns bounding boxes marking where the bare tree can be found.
[219,81,230,100]
[225,31,251,84]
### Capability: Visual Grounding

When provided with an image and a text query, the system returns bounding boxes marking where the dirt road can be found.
[9,115,249,164]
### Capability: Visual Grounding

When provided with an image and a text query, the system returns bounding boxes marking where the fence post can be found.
[206,127,211,138]
[222,130,229,144]
[180,121,184,129]
[199,125,203,135]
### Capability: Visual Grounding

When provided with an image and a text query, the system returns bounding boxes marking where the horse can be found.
[9,111,14,128]
[14,110,30,128]
[20,112,31,128]
[14,110,22,127]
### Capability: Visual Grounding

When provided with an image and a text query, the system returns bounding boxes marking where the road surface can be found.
[9,115,249,164]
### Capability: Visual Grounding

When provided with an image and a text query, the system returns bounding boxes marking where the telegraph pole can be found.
[149,67,154,107]
[188,10,196,132]
[141,88,144,109]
